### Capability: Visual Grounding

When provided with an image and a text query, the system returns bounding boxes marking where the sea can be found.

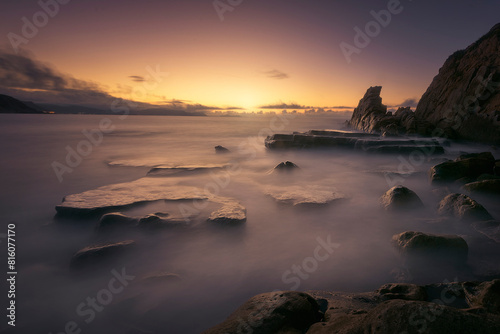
[0,113,499,333]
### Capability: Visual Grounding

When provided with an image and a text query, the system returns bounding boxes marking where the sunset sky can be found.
[1,0,499,111]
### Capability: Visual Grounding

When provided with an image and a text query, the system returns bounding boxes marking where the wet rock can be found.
[466,279,500,314]
[437,193,493,221]
[429,152,496,184]
[215,145,230,154]
[472,220,500,243]
[272,161,299,172]
[392,231,468,265]
[208,201,246,224]
[463,179,500,196]
[265,185,345,206]
[379,185,424,211]
[70,240,135,269]
[376,283,427,301]
[202,291,323,334]
[147,165,225,177]
[98,212,138,230]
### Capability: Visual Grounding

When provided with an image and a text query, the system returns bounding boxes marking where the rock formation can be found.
[414,23,500,144]
[379,185,424,211]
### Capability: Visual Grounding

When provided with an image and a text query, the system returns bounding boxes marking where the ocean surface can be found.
[0,113,499,333]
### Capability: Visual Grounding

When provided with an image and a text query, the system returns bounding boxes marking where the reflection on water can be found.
[0,114,498,333]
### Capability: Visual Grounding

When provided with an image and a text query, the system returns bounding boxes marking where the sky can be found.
[0,0,499,111]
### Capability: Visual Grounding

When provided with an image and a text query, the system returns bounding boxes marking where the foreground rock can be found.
[203,291,323,334]
[265,129,444,154]
[429,152,496,184]
[392,231,468,265]
[380,185,423,211]
[414,23,500,145]
[438,193,493,221]
[265,185,345,206]
[206,280,500,334]
[146,165,226,177]
[70,240,135,269]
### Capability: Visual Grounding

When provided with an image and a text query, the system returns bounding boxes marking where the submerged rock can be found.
[272,161,300,172]
[265,185,345,206]
[392,231,468,265]
[438,193,493,221]
[376,283,427,301]
[472,220,500,243]
[215,145,230,154]
[379,185,424,211]
[429,152,496,184]
[138,213,187,229]
[202,291,323,334]
[207,200,246,224]
[147,165,225,177]
[70,240,135,269]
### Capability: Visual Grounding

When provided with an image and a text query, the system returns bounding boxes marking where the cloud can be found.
[128,75,146,82]
[397,98,419,108]
[262,69,290,80]
[259,102,306,109]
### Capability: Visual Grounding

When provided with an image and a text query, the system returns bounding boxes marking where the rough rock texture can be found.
[415,23,500,144]
[207,281,500,334]
[70,240,135,269]
[348,86,388,133]
[265,185,345,206]
[379,185,424,211]
[207,201,247,224]
[392,231,468,265]
[203,291,323,334]
[437,193,493,221]
[429,152,496,184]
[463,179,500,195]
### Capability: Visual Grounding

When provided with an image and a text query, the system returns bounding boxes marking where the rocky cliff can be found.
[415,23,500,144]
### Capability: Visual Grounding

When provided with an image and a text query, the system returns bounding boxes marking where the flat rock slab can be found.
[56,177,247,224]
[265,130,444,154]
[265,185,345,206]
[147,165,227,177]
[70,240,135,269]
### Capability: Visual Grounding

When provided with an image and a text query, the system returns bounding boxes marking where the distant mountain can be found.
[0,94,43,114]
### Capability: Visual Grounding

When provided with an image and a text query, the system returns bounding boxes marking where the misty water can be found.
[1,114,499,334]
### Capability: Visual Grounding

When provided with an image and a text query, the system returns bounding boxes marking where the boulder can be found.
[392,231,468,265]
[414,23,500,145]
[215,145,230,154]
[70,240,135,269]
[429,152,495,184]
[272,161,300,172]
[379,185,424,211]
[202,291,323,334]
[437,193,493,221]
[466,279,500,314]
[463,179,500,196]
